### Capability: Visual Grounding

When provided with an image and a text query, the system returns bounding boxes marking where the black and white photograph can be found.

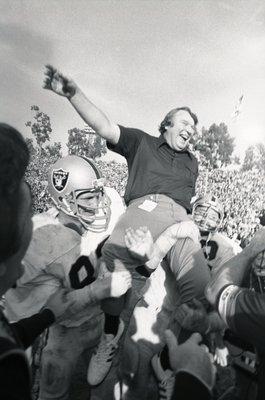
[0,1,265,400]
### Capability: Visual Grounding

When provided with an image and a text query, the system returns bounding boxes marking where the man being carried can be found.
[43,65,199,385]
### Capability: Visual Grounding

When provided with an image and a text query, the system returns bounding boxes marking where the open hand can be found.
[125,226,154,263]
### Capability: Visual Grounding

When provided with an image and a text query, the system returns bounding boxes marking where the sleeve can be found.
[63,281,104,314]
[214,246,237,271]
[167,238,211,306]
[217,285,265,352]
[107,125,145,160]
[11,309,54,349]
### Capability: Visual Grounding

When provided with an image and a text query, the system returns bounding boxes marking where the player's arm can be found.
[43,65,120,145]
[206,227,265,307]
[216,285,265,352]
[63,261,132,315]
[12,288,80,347]
[11,310,54,349]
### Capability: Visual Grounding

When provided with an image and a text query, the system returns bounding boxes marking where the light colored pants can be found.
[101,194,189,315]
[39,316,103,400]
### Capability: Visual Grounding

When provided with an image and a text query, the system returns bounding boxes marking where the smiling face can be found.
[163,110,196,151]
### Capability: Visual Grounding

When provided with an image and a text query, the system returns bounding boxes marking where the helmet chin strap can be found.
[80,218,108,233]
[52,190,111,233]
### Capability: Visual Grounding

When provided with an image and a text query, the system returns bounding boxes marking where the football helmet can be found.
[47,155,111,232]
[193,194,224,233]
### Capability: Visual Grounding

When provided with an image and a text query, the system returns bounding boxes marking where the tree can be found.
[45,142,62,158]
[25,105,52,152]
[242,143,265,171]
[192,123,235,168]
[67,125,107,159]
[25,106,62,212]
[25,105,62,159]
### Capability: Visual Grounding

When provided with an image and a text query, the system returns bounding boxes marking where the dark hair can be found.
[159,107,198,135]
[0,123,30,262]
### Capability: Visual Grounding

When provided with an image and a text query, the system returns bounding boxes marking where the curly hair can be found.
[0,123,30,262]
[159,107,198,135]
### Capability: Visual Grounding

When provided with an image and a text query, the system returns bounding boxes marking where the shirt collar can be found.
[157,134,167,148]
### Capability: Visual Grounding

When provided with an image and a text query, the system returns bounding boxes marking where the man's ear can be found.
[0,262,7,277]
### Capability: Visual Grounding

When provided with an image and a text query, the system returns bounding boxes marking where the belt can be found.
[130,194,186,211]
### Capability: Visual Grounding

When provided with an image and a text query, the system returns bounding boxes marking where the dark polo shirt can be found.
[107,125,198,212]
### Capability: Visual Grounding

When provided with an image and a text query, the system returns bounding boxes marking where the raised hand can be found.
[125,226,154,263]
[43,65,77,98]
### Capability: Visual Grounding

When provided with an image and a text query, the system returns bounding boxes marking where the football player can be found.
[206,228,265,400]
[193,194,242,274]
[5,155,132,400]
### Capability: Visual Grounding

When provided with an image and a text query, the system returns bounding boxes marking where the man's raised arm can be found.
[43,65,120,145]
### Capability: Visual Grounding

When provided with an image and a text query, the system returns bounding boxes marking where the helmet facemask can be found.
[54,187,111,233]
[48,156,111,233]
[193,204,223,233]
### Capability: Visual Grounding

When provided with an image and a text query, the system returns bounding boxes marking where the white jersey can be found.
[5,187,125,327]
[200,231,242,274]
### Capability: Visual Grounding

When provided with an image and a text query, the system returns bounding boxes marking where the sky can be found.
[1,0,265,163]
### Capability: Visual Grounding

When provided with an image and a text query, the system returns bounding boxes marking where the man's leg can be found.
[89,196,188,386]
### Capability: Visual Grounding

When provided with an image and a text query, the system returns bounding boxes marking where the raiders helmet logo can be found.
[52,168,69,192]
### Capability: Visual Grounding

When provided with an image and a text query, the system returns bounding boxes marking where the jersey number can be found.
[200,239,219,261]
[69,256,95,289]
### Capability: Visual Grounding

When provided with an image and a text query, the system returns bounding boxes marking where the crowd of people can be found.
[94,162,265,248]
[28,158,265,249]
[1,64,265,400]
